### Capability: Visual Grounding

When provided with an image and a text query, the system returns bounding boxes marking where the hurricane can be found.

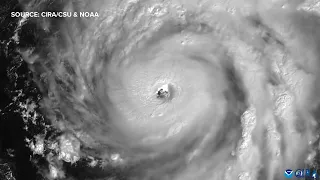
[9,0,320,179]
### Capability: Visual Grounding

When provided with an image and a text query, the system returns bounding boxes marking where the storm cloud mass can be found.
[2,0,320,180]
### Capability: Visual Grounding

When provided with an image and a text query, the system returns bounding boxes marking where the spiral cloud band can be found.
[15,0,320,180]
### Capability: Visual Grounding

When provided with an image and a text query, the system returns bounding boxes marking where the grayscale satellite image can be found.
[0,0,320,180]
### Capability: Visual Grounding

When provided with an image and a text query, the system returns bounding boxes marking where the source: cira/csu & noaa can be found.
[11,12,99,18]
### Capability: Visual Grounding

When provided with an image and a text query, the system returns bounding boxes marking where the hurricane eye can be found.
[156,84,172,100]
